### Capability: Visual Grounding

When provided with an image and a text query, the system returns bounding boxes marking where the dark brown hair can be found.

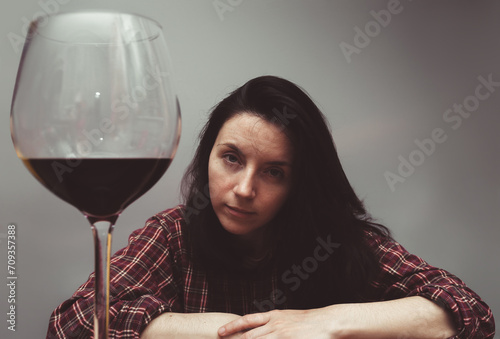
[181,75,391,308]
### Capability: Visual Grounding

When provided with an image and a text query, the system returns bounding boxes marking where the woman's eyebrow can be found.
[265,160,291,167]
[217,142,241,153]
[217,143,291,167]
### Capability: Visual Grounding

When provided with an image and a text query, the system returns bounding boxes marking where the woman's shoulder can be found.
[115,205,191,266]
[123,205,188,251]
[152,205,187,224]
[362,228,403,256]
[146,204,187,237]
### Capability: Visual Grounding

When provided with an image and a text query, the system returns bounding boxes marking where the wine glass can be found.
[10,11,181,338]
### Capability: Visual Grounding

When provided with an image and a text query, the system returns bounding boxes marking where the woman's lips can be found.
[225,205,256,218]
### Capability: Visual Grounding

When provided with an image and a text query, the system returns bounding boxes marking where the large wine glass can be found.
[10,11,181,338]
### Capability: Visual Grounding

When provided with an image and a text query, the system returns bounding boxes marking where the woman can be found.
[47,76,495,338]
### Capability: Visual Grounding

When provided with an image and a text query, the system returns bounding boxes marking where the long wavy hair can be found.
[181,75,391,308]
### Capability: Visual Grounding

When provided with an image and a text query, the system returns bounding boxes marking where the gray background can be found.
[1,0,498,338]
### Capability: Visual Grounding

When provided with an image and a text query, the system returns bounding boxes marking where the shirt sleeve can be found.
[46,213,184,339]
[365,231,495,339]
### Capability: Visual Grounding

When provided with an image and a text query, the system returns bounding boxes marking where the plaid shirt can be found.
[47,206,495,338]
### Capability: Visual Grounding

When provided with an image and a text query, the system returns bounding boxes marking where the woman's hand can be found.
[218,296,457,339]
[218,308,341,339]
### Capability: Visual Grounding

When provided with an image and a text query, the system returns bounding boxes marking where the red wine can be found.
[22,158,172,223]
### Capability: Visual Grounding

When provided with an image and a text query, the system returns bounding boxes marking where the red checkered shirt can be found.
[46,205,495,338]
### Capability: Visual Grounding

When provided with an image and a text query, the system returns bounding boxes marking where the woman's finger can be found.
[218,312,271,336]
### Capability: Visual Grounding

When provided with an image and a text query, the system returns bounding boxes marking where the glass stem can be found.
[91,221,115,339]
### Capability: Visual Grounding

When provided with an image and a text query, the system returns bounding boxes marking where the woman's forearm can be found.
[141,296,457,338]
[141,312,242,339]
[329,296,457,339]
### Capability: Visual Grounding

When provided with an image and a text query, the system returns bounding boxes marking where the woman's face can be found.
[208,113,293,245]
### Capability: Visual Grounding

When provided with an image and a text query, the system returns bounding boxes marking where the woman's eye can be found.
[267,168,284,178]
[223,154,239,164]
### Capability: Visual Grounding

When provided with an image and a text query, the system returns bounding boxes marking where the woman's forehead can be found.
[215,113,293,161]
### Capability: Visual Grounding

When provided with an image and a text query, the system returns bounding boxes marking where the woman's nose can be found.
[233,169,256,199]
